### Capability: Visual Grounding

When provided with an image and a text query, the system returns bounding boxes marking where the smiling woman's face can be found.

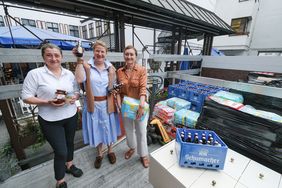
[124,48,137,66]
[94,45,107,64]
[43,47,62,69]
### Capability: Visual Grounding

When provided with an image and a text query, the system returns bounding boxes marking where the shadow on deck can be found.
[0,139,161,188]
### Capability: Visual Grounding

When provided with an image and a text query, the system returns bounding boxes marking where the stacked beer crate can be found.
[168,81,228,112]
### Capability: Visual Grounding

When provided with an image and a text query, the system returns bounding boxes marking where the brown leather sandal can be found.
[94,156,103,169]
[107,152,116,164]
[124,148,135,159]
[140,156,150,168]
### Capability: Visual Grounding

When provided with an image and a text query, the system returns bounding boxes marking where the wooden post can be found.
[0,99,29,170]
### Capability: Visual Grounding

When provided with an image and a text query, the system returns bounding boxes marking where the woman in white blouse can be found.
[21,43,83,188]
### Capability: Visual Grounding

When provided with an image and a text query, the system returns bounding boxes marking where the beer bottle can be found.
[202,136,207,144]
[194,135,199,143]
[186,135,192,143]
[180,132,185,142]
[209,137,214,144]
[76,40,83,57]
[208,133,213,141]
[198,140,203,145]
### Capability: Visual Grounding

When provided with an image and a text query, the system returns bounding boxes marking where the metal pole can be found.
[114,13,120,52]
[119,13,125,52]
[153,28,156,54]
[132,25,135,46]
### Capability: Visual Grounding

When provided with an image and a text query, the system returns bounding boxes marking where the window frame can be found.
[103,21,111,35]
[230,17,251,35]
[0,16,5,27]
[46,22,59,33]
[88,23,94,39]
[95,20,102,37]
[258,51,282,56]
[21,18,36,27]
[69,25,79,37]
[82,25,88,39]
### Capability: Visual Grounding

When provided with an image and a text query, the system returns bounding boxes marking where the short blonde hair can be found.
[92,40,108,52]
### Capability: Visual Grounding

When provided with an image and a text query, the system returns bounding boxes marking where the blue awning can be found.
[0,26,91,50]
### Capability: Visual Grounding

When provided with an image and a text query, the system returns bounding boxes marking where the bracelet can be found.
[77,57,84,64]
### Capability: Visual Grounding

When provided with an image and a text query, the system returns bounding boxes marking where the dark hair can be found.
[41,43,62,57]
[92,40,108,52]
[124,45,137,56]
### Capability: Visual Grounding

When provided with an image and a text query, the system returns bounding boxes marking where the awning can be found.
[0,26,91,50]
[4,0,234,37]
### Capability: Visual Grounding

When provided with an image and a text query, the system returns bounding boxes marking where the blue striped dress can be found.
[82,58,121,147]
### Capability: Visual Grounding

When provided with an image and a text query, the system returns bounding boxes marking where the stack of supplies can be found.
[174,109,200,128]
[121,96,149,121]
[166,97,191,111]
[214,91,244,103]
[153,103,176,124]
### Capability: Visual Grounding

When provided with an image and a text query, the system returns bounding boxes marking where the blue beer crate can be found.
[168,85,178,97]
[175,128,228,170]
[177,87,190,100]
[189,90,207,103]
[190,101,203,113]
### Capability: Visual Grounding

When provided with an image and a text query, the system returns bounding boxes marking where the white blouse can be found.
[21,65,79,122]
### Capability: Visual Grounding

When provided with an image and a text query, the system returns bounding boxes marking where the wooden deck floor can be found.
[0,139,161,188]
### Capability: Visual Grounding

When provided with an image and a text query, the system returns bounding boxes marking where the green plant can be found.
[0,142,20,180]
[18,118,46,150]
[0,142,13,158]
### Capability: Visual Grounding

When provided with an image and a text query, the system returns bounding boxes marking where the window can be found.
[258,52,282,56]
[0,16,4,26]
[89,23,94,38]
[103,21,111,35]
[231,17,251,35]
[96,20,102,37]
[21,18,36,27]
[46,22,59,32]
[69,25,79,37]
[82,25,88,39]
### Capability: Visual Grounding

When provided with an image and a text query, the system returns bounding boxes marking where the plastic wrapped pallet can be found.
[196,99,282,174]
[239,105,282,123]
[154,100,167,107]
[166,97,191,111]
[174,109,200,128]
[153,103,176,124]
[121,96,149,121]
[214,90,244,103]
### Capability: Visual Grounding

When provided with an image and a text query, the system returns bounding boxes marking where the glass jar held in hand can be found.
[54,89,67,104]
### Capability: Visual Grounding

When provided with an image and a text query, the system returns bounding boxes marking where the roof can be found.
[4,0,234,37]
[0,26,92,50]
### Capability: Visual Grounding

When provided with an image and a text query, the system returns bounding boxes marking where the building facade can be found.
[213,0,282,56]
[0,3,115,44]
